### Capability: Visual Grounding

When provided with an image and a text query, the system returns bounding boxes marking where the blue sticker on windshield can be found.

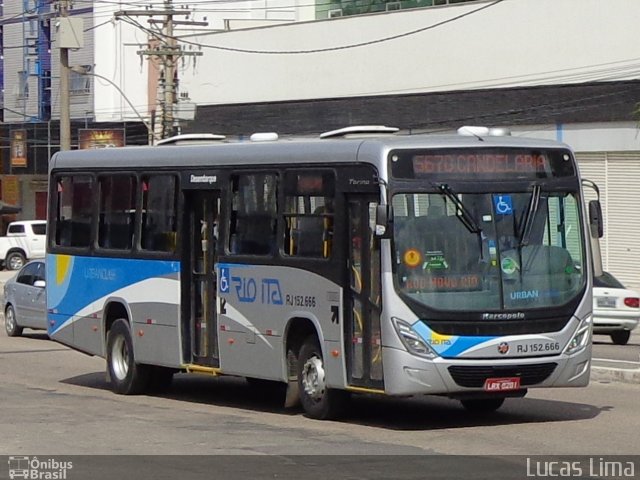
[493,195,513,215]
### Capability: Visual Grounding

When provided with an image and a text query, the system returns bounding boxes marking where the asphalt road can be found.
[1,268,639,479]
[0,330,639,453]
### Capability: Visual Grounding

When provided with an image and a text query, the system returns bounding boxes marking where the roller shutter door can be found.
[576,152,640,288]
[605,153,640,288]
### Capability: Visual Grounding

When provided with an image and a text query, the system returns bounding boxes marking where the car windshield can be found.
[593,272,625,289]
[392,191,586,311]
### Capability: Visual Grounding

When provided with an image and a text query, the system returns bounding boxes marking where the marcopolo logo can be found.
[8,456,73,480]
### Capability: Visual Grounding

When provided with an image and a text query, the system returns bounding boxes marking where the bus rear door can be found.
[183,189,221,367]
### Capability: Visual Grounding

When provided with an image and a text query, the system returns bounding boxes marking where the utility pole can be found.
[161,0,176,140]
[59,0,71,150]
[115,1,205,141]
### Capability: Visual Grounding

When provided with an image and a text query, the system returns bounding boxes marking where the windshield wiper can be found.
[434,183,482,234]
[518,184,541,247]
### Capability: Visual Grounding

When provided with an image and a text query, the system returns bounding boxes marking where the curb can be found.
[590,366,640,385]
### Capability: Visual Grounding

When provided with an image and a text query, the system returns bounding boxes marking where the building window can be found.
[17,71,29,99]
[70,65,91,95]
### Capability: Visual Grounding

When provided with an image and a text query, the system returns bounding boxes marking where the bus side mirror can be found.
[588,200,603,238]
[375,204,393,238]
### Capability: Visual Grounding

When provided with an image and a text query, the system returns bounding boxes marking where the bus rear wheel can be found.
[460,397,505,412]
[106,319,150,394]
[297,336,348,420]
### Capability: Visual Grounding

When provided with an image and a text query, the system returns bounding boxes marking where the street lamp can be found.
[70,66,155,145]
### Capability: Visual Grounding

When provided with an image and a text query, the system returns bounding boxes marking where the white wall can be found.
[91,7,152,123]
[512,123,640,153]
[170,0,640,105]
[90,0,640,130]
[90,0,314,122]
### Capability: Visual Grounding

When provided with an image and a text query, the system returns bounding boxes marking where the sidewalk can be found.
[591,329,640,384]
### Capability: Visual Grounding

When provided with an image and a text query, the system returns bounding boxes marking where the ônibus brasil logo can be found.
[8,456,73,480]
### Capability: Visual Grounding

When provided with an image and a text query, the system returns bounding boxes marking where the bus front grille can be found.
[447,363,558,388]
[426,318,569,336]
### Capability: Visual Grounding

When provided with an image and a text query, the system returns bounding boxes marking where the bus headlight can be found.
[564,318,592,355]
[392,318,437,359]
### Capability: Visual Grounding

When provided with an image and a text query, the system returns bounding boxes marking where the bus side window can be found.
[97,175,136,250]
[282,170,335,259]
[140,175,178,253]
[229,173,277,256]
[284,199,333,258]
[54,175,93,248]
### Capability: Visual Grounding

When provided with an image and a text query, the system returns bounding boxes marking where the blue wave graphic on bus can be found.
[47,254,180,321]
[412,321,496,358]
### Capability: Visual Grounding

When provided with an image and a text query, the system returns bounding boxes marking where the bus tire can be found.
[6,251,26,271]
[460,397,505,412]
[106,319,149,395]
[610,330,630,345]
[297,336,348,420]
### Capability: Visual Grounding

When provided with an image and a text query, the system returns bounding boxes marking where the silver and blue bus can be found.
[46,126,602,419]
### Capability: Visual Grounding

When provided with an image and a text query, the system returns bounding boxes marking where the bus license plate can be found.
[484,377,521,392]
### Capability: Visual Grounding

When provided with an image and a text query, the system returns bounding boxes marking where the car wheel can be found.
[106,319,150,394]
[5,252,26,271]
[610,330,631,345]
[460,398,506,412]
[297,335,349,419]
[4,305,23,337]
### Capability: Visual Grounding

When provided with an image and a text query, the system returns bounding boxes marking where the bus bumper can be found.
[381,344,591,397]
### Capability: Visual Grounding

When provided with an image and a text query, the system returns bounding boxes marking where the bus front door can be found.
[345,197,384,390]
[185,191,220,367]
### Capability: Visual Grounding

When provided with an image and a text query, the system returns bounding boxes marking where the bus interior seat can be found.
[233,214,275,255]
[520,244,573,274]
[58,219,91,247]
[503,244,576,291]
[295,216,326,256]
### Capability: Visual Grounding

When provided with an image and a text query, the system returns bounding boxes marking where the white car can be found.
[593,272,640,345]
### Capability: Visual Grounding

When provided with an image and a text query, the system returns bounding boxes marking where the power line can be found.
[118,0,505,54]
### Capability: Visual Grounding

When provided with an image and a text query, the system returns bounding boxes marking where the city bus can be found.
[46,126,602,419]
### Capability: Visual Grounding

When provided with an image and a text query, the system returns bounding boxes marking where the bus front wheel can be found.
[106,319,149,395]
[297,336,348,420]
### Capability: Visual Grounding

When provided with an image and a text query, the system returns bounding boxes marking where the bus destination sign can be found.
[390,148,575,179]
[412,153,549,176]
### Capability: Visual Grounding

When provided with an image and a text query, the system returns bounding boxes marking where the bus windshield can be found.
[392,190,585,311]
